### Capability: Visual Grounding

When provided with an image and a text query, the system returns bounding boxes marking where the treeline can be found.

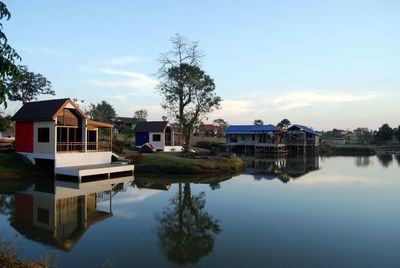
[322,124,400,145]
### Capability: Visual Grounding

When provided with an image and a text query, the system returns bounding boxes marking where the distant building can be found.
[199,124,221,137]
[331,138,346,145]
[135,121,183,152]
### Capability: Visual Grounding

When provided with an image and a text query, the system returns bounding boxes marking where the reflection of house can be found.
[199,124,221,137]
[225,125,285,154]
[243,155,320,183]
[135,121,183,152]
[11,98,134,179]
[12,176,132,251]
[286,124,321,151]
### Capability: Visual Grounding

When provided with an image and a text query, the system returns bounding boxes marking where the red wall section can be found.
[15,193,33,225]
[15,121,34,153]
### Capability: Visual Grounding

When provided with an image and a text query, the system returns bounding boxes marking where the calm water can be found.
[1,154,400,267]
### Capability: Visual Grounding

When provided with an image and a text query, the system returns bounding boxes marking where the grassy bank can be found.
[0,152,43,178]
[135,152,246,174]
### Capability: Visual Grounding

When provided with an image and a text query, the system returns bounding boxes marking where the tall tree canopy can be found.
[277,119,291,129]
[87,101,116,123]
[133,109,148,121]
[254,119,263,125]
[6,65,53,104]
[393,126,400,143]
[375,123,393,144]
[158,35,221,151]
[0,2,21,106]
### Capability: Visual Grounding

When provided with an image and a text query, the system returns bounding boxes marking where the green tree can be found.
[133,109,148,121]
[254,119,263,125]
[213,118,228,136]
[158,34,203,136]
[0,111,11,131]
[277,118,291,129]
[87,100,116,123]
[155,183,221,265]
[354,127,373,144]
[375,124,393,144]
[394,126,400,143]
[159,63,221,152]
[0,2,21,106]
[6,65,53,104]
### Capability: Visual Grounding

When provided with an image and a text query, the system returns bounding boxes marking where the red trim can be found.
[16,121,34,153]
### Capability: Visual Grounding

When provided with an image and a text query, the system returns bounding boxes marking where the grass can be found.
[0,152,41,177]
[135,151,246,174]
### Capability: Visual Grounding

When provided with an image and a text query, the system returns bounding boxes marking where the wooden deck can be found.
[55,162,134,181]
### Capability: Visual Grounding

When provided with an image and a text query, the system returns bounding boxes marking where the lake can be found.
[1,154,400,267]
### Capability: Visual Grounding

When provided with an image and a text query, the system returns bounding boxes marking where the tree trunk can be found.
[183,125,192,153]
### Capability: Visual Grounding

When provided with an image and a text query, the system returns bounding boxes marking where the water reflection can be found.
[355,156,372,167]
[10,176,133,251]
[377,154,393,168]
[242,154,320,183]
[396,154,400,166]
[155,183,221,265]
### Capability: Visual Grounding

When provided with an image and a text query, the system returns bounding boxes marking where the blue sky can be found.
[3,0,400,130]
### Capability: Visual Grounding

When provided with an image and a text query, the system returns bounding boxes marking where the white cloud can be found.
[108,55,140,65]
[271,90,379,111]
[86,68,158,92]
[112,188,161,205]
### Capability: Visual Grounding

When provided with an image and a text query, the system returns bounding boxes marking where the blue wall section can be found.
[135,132,149,146]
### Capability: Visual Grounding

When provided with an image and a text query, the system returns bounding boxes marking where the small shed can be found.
[135,121,183,152]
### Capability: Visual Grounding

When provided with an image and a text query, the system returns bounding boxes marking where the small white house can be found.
[12,98,134,179]
[135,121,183,152]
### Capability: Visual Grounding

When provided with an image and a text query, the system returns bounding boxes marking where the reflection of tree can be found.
[155,183,221,265]
[377,154,393,168]
[355,156,371,167]
[209,182,220,190]
[396,154,400,166]
[0,195,15,221]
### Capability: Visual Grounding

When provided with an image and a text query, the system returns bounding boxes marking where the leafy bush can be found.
[194,141,226,155]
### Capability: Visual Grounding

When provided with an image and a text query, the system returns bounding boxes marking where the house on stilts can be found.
[285,124,321,152]
[225,123,320,155]
[11,98,134,181]
[225,125,286,155]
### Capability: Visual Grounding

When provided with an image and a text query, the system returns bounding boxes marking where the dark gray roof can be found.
[135,121,168,132]
[11,98,72,121]
[288,124,321,136]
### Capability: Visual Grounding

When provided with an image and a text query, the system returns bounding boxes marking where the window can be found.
[37,207,49,224]
[38,128,50,143]
[152,134,161,142]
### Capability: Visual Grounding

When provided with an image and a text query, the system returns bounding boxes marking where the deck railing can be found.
[57,141,112,152]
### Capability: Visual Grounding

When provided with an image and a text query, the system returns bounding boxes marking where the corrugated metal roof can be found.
[225,124,279,134]
[135,121,169,133]
[288,124,321,136]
